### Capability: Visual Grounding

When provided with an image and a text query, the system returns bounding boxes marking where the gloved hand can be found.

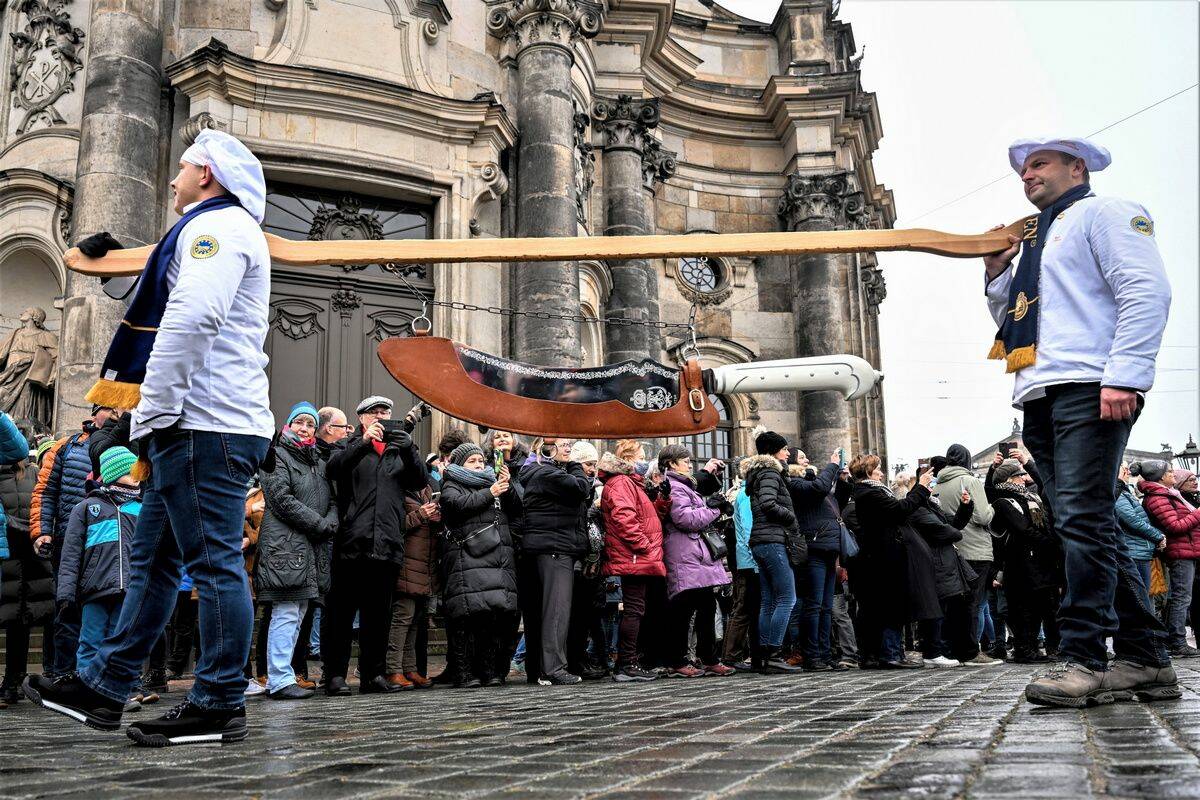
[705,494,733,515]
[76,232,124,258]
[386,428,413,449]
[657,478,671,499]
[402,402,429,431]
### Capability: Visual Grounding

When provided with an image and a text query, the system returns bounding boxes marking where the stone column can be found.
[778,171,870,458]
[55,0,165,429]
[591,95,670,364]
[487,0,600,367]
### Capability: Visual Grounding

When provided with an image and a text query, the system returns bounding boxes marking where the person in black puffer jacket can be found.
[988,458,1062,663]
[323,396,427,696]
[516,437,592,685]
[898,473,983,667]
[787,449,845,671]
[255,403,337,699]
[743,431,802,674]
[439,442,522,688]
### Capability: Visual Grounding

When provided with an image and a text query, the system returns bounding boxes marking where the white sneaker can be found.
[244,678,267,697]
[929,656,961,668]
[962,653,1003,667]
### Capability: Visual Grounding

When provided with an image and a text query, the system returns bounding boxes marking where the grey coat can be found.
[255,437,337,603]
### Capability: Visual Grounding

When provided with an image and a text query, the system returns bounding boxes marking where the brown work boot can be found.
[1104,660,1182,702]
[385,672,415,690]
[404,672,431,688]
[294,675,316,690]
[1025,662,1112,708]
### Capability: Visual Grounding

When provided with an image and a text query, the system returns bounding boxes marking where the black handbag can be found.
[699,526,728,561]
[785,528,808,566]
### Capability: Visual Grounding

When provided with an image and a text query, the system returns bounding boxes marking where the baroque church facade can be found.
[0,0,892,463]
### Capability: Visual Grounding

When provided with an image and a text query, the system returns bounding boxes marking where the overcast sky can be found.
[721,0,1199,467]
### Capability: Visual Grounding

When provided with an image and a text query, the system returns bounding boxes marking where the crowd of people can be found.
[5,398,1198,710]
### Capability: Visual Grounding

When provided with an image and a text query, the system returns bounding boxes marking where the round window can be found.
[678,256,721,293]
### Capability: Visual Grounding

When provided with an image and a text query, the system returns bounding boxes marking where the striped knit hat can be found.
[287,401,319,426]
[99,446,139,485]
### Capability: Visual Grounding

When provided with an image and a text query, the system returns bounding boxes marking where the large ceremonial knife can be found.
[376,334,880,438]
[63,217,1031,276]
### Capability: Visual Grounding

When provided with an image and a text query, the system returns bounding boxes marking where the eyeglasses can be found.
[328,424,354,431]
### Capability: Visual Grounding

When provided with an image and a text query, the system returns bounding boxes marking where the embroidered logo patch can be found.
[190,235,219,258]
[1012,291,1036,322]
[1130,216,1154,236]
[88,504,101,518]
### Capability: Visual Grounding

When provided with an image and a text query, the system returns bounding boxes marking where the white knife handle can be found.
[705,356,881,401]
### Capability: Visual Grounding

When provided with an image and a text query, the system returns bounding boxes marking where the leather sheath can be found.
[377,336,719,438]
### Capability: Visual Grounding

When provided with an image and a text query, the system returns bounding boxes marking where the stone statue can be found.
[0,307,59,426]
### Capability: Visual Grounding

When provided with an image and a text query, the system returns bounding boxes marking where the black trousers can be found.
[966,559,993,645]
[516,556,542,683]
[448,611,512,683]
[567,571,606,671]
[918,594,978,662]
[668,587,719,667]
[321,558,397,683]
[535,554,577,678]
[1007,584,1062,654]
[166,591,198,673]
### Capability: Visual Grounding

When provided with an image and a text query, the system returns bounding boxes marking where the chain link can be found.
[380,262,695,332]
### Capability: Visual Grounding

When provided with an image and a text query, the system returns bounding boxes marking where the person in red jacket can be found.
[598,447,665,683]
[1133,460,1200,658]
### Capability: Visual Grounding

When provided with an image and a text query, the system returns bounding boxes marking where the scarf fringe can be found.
[1004,345,1037,374]
[85,379,142,410]
[987,340,1007,361]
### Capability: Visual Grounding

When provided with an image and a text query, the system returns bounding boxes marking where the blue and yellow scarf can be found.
[85,195,241,409]
[988,183,1092,372]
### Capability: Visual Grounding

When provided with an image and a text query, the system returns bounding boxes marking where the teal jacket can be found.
[0,412,30,560]
[1116,483,1164,561]
[733,487,757,573]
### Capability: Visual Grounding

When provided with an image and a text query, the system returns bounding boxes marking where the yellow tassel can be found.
[85,379,142,410]
[131,455,152,484]
[1004,345,1037,373]
[987,340,1007,361]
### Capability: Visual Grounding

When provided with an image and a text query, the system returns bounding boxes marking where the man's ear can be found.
[199,164,216,188]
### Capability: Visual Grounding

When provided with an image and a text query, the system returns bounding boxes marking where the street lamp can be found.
[1176,434,1200,473]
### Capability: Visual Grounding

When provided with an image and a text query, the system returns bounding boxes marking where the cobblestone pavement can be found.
[4,662,1200,799]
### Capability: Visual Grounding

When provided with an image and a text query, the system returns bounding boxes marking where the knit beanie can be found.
[99,446,138,485]
[1130,460,1170,482]
[570,441,599,463]
[286,401,319,426]
[1176,469,1196,486]
[36,438,54,463]
[992,458,1027,485]
[449,442,484,466]
[755,430,788,456]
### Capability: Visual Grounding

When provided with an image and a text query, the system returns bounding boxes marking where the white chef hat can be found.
[181,129,266,223]
[1008,136,1112,175]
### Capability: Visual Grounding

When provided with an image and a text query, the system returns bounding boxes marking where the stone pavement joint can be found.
[2,664,1200,798]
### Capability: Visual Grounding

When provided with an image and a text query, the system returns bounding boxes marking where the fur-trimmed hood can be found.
[739,454,782,478]
[598,452,636,478]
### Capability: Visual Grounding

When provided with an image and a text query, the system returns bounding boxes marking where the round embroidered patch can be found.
[1130,216,1154,236]
[190,235,219,258]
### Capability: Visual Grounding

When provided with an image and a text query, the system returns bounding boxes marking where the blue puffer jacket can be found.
[56,485,142,605]
[732,487,757,573]
[0,412,29,559]
[1116,482,1164,562]
[32,428,94,542]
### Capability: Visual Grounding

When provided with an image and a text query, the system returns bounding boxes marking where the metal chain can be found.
[380,261,695,332]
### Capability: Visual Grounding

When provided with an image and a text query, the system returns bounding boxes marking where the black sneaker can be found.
[575,663,609,681]
[613,665,658,682]
[126,700,247,747]
[1169,645,1200,659]
[804,660,832,672]
[269,683,314,700]
[22,673,124,731]
[538,671,582,686]
[359,675,401,694]
[324,676,352,697]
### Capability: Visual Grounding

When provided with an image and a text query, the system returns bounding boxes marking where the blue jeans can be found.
[1166,559,1197,650]
[267,600,308,692]
[78,596,123,669]
[79,429,268,709]
[881,626,904,662]
[1134,559,1153,608]
[309,606,322,655]
[1022,383,1168,670]
[800,549,838,664]
[752,543,795,649]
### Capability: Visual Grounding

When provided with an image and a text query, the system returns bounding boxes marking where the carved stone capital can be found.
[641,138,676,192]
[479,161,510,199]
[486,0,602,61]
[181,112,222,145]
[590,94,660,153]
[861,265,887,313]
[777,171,871,231]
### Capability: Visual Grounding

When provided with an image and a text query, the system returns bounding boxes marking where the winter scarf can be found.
[86,194,243,409]
[988,182,1093,372]
[999,481,1046,527]
[444,464,497,489]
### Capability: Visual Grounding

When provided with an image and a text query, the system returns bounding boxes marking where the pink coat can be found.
[661,471,730,598]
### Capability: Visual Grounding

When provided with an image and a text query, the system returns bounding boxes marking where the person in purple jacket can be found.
[656,444,734,678]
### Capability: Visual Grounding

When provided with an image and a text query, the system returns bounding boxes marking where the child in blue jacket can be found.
[56,447,141,667]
